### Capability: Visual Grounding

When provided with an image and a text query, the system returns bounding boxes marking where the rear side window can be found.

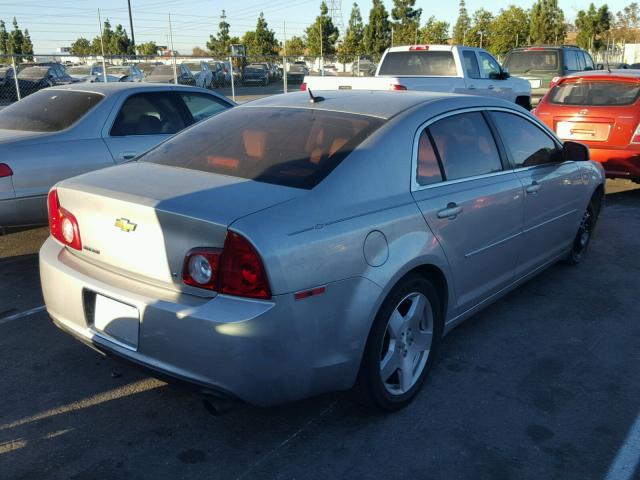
[178,93,230,122]
[416,130,443,186]
[141,107,384,189]
[0,90,103,132]
[564,51,579,71]
[428,112,502,180]
[111,92,188,136]
[378,51,457,76]
[549,80,640,106]
[462,51,480,79]
[504,50,559,74]
[583,53,595,70]
[490,112,559,168]
[479,52,501,78]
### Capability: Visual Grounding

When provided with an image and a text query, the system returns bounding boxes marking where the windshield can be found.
[0,90,104,132]
[141,107,384,189]
[549,79,640,106]
[108,67,130,75]
[18,67,49,79]
[150,65,173,76]
[504,50,559,73]
[378,51,457,76]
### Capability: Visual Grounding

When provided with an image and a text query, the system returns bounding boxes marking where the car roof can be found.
[240,90,505,120]
[44,82,207,96]
[509,45,583,51]
[563,69,640,80]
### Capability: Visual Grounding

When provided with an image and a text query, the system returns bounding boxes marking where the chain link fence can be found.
[0,53,379,106]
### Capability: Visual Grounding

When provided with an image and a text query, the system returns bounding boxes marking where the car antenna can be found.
[308,88,324,103]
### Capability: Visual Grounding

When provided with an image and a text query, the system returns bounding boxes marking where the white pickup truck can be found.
[303,45,533,110]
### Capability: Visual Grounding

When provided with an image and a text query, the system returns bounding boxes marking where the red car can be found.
[534,70,640,183]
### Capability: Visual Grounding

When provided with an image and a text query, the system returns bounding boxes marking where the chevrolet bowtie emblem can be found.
[115,218,137,232]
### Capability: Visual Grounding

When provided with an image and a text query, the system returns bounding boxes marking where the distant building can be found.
[56,47,71,54]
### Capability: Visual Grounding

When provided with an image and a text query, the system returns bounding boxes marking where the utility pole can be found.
[97,8,108,82]
[127,0,136,54]
[283,21,288,93]
[319,21,323,76]
[169,13,177,84]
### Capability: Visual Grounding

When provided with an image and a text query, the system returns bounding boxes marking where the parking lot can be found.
[0,179,638,479]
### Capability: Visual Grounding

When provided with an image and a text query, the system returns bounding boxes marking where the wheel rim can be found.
[574,208,593,254]
[379,292,434,395]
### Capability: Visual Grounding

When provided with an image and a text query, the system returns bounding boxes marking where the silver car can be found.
[0,83,233,230]
[39,91,605,410]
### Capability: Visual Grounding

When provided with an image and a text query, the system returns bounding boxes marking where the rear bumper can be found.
[39,237,381,406]
[587,147,640,181]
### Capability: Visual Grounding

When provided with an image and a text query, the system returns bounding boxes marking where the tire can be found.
[565,198,599,265]
[516,96,532,111]
[355,273,442,411]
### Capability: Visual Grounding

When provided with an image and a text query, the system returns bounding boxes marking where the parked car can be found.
[0,65,16,98]
[208,61,226,87]
[242,63,270,86]
[14,64,75,98]
[68,64,106,82]
[107,65,145,82]
[503,45,595,105]
[287,61,308,83]
[183,62,214,89]
[223,61,242,86]
[0,83,234,229]
[39,90,604,410]
[136,62,163,77]
[304,45,532,110]
[534,69,640,183]
[144,64,197,86]
[351,58,376,76]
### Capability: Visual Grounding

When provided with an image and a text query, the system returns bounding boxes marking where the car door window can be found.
[462,51,480,79]
[179,93,230,123]
[583,52,595,70]
[111,92,187,136]
[478,52,501,79]
[576,52,586,70]
[416,130,443,186]
[490,111,560,168]
[564,51,579,71]
[428,112,503,180]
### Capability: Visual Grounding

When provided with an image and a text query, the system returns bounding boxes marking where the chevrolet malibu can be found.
[40,91,605,410]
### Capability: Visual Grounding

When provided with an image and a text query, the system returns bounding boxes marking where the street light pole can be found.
[127,0,136,54]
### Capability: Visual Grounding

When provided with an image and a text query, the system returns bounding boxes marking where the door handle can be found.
[526,181,542,194]
[119,151,137,161]
[437,202,463,219]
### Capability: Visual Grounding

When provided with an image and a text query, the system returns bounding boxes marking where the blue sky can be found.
[0,0,631,53]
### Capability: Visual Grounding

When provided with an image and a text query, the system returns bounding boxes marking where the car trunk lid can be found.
[56,162,302,293]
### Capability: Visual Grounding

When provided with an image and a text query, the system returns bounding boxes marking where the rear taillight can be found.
[300,82,307,91]
[183,231,271,299]
[630,124,640,144]
[409,45,429,51]
[391,84,407,91]
[47,188,82,250]
[0,163,12,178]
[550,77,560,88]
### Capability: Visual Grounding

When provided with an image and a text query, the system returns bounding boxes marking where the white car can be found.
[183,62,214,89]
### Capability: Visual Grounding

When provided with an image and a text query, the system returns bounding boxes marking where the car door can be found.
[411,110,524,314]
[461,49,483,96]
[488,110,583,275]
[102,91,190,162]
[477,51,512,101]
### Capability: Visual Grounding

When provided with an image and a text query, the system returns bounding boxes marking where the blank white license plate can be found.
[94,294,139,348]
[529,79,542,88]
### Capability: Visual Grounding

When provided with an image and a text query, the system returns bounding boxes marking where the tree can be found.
[465,9,493,49]
[363,0,391,59]
[305,2,339,57]
[452,0,471,44]
[0,20,8,55]
[337,3,364,63]
[8,17,23,55]
[207,10,233,57]
[21,28,33,61]
[530,0,566,45]
[285,36,306,56]
[110,24,132,55]
[253,13,279,56]
[615,3,640,41]
[420,16,450,44]
[489,6,529,56]
[70,37,91,55]
[391,0,422,45]
[138,41,159,56]
[192,46,207,56]
[576,3,612,50]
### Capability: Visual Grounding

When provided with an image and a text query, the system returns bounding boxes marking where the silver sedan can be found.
[0,83,233,230]
[39,91,605,410]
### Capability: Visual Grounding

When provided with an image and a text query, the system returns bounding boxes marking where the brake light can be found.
[0,163,12,178]
[300,82,307,91]
[550,77,561,88]
[47,188,82,250]
[409,45,429,51]
[182,231,271,299]
[630,124,640,144]
[391,84,407,90]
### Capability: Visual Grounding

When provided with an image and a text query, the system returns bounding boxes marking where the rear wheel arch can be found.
[407,264,449,324]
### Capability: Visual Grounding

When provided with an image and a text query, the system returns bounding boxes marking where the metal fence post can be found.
[229,56,235,103]
[11,55,20,101]
[283,21,288,94]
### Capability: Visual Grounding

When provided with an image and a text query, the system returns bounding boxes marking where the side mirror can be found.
[563,141,590,162]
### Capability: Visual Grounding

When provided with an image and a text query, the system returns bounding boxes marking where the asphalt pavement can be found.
[0,180,639,480]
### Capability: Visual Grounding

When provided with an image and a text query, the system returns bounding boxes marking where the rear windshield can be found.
[549,80,640,105]
[504,50,559,74]
[141,107,384,189]
[0,90,104,132]
[18,66,49,79]
[378,51,457,76]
